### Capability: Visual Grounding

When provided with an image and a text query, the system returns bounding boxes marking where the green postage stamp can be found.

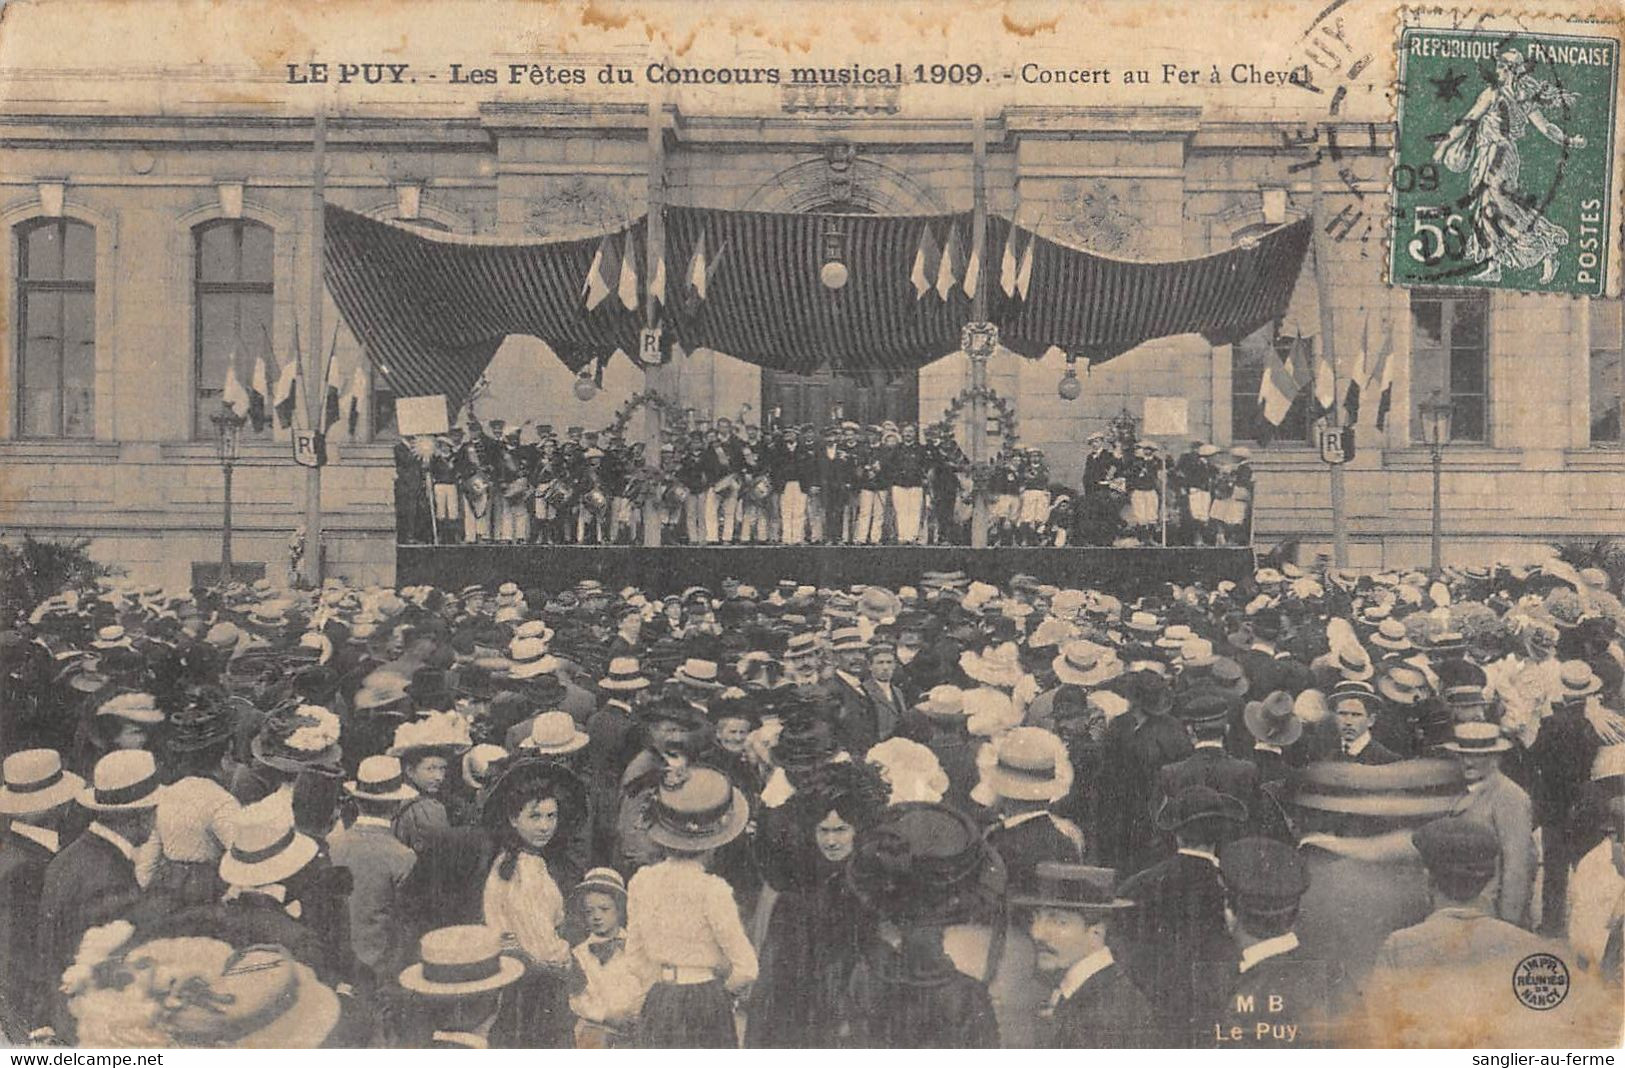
[1391,21,1619,297]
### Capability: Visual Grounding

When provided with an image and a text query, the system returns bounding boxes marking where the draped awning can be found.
[323,203,1310,407]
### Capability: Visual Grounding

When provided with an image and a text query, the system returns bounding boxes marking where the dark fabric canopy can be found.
[323,203,1309,406]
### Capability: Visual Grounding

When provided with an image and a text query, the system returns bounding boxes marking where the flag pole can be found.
[642,90,670,547]
[303,99,327,587]
[1310,125,1349,568]
[969,107,990,548]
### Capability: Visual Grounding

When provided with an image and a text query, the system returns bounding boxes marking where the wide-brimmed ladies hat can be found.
[165,695,235,754]
[0,749,84,815]
[252,704,343,773]
[218,810,319,888]
[1439,721,1514,754]
[462,744,511,792]
[518,711,590,756]
[388,710,474,761]
[398,925,525,998]
[1243,691,1303,747]
[847,802,1005,925]
[96,691,165,725]
[1051,641,1123,687]
[599,656,651,692]
[646,766,750,852]
[344,755,420,802]
[960,642,1024,688]
[79,749,162,812]
[914,684,969,721]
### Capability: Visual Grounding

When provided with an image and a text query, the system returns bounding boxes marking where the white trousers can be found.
[855,489,885,544]
[892,486,924,544]
[779,482,807,544]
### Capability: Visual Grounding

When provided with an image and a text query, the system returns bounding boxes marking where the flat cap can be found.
[1410,816,1499,877]
[1219,837,1310,908]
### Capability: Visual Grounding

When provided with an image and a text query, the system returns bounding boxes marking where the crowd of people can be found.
[1,552,1621,1048]
[391,413,1255,549]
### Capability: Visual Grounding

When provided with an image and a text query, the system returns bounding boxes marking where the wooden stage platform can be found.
[396,544,1257,597]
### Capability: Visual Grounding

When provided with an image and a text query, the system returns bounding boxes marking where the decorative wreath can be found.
[607,391,682,437]
[939,386,1018,443]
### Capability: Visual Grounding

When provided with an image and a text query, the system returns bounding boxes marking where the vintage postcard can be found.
[0,0,1622,1054]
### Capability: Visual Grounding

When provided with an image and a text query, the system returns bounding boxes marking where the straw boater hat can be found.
[1010,862,1134,914]
[219,807,320,889]
[1370,618,1414,653]
[399,925,525,998]
[1439,721,1514,755]
[518,711,591,756]
[781,632,822,661]
[598,656,651,692]
[1376,665,1429,706]
[1330,679,1383,711]
[983,727,1072,804]
[829,627,869,653]
[674,658,723,690]
[506,637,559,679]
[1243,691,1303,747]
[344,755,420,803]
[646,766,750,852]
[1557,660,1603,702]
[0,749,85,815]
[1051,641,1123,687]
[79,749,162,812]
[1289,758,1465,819]
[571,867,628,909]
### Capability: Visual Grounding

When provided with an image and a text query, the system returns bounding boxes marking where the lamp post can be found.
[1418,389,1455,577]
[210,401,248,587]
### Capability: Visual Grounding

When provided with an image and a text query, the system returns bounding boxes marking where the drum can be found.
[501,478,530,503]
[584,488,609,513]
[714,474,741,495]
[748,475,772,501]
[663,483,690,510]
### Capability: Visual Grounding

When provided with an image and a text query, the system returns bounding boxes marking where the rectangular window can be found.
[1230,324,1311,444]
[16,219,95,438]
[1410,289,1489,443]
[1590,298,1623,445]
[195,220,274,439]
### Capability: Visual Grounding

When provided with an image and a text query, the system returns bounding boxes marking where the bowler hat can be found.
[1153,784,1248,832]
[1010,862,1133,914]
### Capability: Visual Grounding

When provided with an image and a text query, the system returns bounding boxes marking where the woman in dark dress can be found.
[745,761,884,1047]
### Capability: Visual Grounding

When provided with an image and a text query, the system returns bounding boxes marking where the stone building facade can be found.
[3,101,1620,588]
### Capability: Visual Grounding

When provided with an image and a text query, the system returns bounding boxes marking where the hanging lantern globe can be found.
[1058,366,1083,401]
[820,259,850,290]
[573,371,599,402]
[820,220,849,290]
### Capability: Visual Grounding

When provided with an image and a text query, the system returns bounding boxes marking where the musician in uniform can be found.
[530,433,567,545]
[737,425,770,544]
[656,443,685,545]
[575,448,612,545]
[1017,447,1052,546]
[888,424,927,545]
[608,438,646,546]
[494,424,531,544]
[702,422,740,545]
[852,428,886,545]
[988,443,1023,546]
[814,424,851,544]
[556,428,587,544]
[429,432,463,545]
[1211,447,1252,546]
[1172,442,1219,546]
[678,431,711,545]
[455,421,496,543]
[925,422,969,545]
[770,426,810,546]
[1124,442,1162,545]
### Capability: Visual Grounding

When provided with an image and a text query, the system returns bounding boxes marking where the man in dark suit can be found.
[1234,614,1313,701]
[0,749,85,1039]
[1530,663,1605,933]
[861,641,910,745]
[1205,837,1330,1048]
[1156,688,1260,832]
[1019,862,1158,1047]
[1097,671,1194,872]
[827,628,880,755]
[39,750,161,1040]
[1330,680,1402,765]
[1114,785,1247,1046]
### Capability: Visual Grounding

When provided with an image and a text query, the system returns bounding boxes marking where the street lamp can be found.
[210,400,248,587]
[1418,389,1455,577]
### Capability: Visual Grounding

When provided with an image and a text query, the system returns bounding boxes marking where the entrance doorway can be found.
[758,200,919,431]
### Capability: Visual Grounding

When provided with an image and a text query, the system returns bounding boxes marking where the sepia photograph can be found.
[0,0,1621,1051]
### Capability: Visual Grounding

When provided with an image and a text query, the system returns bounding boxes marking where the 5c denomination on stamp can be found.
[1390,23,1618,296]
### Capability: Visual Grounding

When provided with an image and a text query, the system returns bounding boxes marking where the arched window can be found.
[16,218,95,437]
[194,219,274,438]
